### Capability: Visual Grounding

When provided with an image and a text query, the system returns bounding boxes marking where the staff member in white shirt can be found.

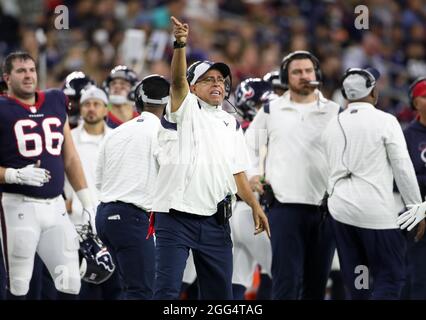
[95,75,170,300]
[245,51,340,300]
[322,67,425,299]
[151,16,270,300]
[66,86,112,225]
[64,86,121,300]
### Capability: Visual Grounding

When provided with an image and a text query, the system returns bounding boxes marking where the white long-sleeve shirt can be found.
[96,112,160,211]
[245,90,340,205]
[152,93,250,216]
[321,102,421,229]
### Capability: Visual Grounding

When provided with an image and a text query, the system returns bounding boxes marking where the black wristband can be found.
[173,40,186,49]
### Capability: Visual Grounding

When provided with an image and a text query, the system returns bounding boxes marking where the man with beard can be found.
[245,51,340,299]
[66,86,111,226]
[65,86,120,299]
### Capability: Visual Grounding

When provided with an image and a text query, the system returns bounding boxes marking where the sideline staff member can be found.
[323,67,425,299]
[96,75,170,299]
[245,51,339,299]
[152,16,270,300]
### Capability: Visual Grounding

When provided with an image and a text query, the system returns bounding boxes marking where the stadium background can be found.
[0,0,425,127]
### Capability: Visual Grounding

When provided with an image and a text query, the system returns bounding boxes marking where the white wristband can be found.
[76,188,93,208]
[4,168,18,184]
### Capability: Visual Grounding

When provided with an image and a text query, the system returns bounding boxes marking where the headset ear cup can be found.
[341,87,347,99]
[134,82,144,111]
[316,69,322,83]
[365,77,371,89]
[279,59,289,87]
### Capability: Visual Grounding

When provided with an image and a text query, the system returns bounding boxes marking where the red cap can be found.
[412,80,426,99]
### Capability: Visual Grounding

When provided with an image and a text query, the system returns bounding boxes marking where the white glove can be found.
[83,207,97,235]
[76,188,97,234]
[397,202,426,231]
[5,162,50,187]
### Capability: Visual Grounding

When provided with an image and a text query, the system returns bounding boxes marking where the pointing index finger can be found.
[170,16,182,27]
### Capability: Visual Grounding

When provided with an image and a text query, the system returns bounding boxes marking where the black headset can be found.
[341,68,376,100]
[408,77,426,110]
[279,51,322,87]
[134,74,170,111]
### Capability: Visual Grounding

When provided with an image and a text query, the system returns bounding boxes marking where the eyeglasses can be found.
[196,76,226,85]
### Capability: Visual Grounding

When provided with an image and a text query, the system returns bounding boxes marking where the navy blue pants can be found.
[268,203,335,300]
[96,201,155,300]
[331,217,406,300]
[405,234,426,299]
[257,274,272,300]
[232,284,246,300]
[153,211,233,300]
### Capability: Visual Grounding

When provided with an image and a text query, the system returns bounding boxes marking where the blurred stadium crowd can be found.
[0,0,425,123]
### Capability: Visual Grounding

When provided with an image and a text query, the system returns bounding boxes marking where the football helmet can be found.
[263,70,286,90]
[63,71,95,101]
[77,224,115,285]
[104,65,138,88]
[62,71,96,128]
[103,66,139,104]
[104,65,138,99]
[235,78,272,122]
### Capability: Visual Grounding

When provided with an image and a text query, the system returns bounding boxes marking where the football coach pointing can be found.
[151,16,270,300]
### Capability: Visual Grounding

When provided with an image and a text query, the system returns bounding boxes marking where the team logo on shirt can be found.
[223,121,229,127]
[420,143,426,166]
[29,106,37,113]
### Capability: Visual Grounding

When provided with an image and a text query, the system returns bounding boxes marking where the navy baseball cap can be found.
[187,61,231,85]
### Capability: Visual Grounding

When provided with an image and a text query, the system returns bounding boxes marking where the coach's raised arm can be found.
[170,16,189,113]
